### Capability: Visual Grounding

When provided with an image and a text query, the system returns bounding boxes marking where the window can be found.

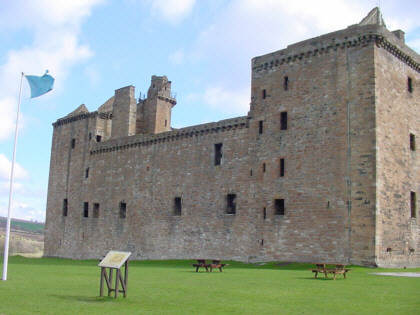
[411,192,416,218]
[165,119,168,127]
[85,167,89,179]
[88,133,92,140]
[274,199,285,215]
[262,89,266,99]
[259,120,264,134]
[119,202,127,219]
[214,143,223,166]
[408,77,413,93]
[250,169,253,176]
[96,135,102,142]
[226,194,236,214]
[280,112,288,130]
[63,199,68,217]
[71,138,76,149]
[410,133,416,151]
[284,76,289,91]
[83,202,89,218]
[262,163,266,173]
[174,197,182,216]
[263,207,266,220]
[93,203,100,218]
[280,158,285,177]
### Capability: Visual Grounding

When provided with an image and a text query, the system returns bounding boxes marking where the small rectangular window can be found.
[119,202,127,219]
[411,192,417,218]
[259,120,263,134]
[63,199,68,217]
[408,77,413,93]
[280,158,285,177]
[88,133,92,140]
[263,207,266,220]
[85,167,89,179]
[227,194,236,214]
[284,76,289,91]
[71,138,76,149]
[262,163,266,173]
[96,135,102,142]
[174,197,182,216]
[93,203,100,218]
[214,143,223,166]
[410,133,416,151]
[83,202,89,218]
[262,89,266,99]
[165,120,168,127]
[274,199,285,215]
[280,112,288,130]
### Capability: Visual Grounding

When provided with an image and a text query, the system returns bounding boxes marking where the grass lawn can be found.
[0,257,419,314]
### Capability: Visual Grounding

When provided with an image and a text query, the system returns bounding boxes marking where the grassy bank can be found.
[0,257,419,314]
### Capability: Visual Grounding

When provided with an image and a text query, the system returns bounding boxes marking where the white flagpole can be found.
[2,72,24,281]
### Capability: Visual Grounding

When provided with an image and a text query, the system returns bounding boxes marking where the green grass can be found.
[0,257,419,315]
[0,217,44,234]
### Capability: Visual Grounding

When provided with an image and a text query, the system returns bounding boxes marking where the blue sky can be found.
[0,0,419,222]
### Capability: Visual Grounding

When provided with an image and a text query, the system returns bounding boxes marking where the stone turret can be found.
[111,85,137,139]
[136,76,176,134]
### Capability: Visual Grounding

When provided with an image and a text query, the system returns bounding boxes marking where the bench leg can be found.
[205,266,209,272]
[333,273,336,280]
[314,271,318,278]
[324,272,328,278]
[219,267,223,272]
[343,272,346,279]
[196,266,199,272]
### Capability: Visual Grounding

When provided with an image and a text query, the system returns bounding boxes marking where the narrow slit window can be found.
[263,207,266,220]
[411,191,417,218]
[280,158,285,177]
[410,133,415,151]
[259,120,264,134]
[88,133,92,140]
[119,202,127,219]
[408,77,413,93]
[227,194,236,214]
[214,143,223,166]
[63,199,68,217]
[93,203,100,218]
[262,163,266,173]
[262,89,266,99]
[96,135,102,142]
[250,169,253,176]
[174,197,182,216]
[274,199,285,215]
[83,202,89,218]
[85,167,89,179]
[280,112,288,130]
[284,76,289,91]
[165,119,168,127]
[71,138,76,149]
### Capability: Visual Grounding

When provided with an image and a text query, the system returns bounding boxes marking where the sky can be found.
[0,0,419,222]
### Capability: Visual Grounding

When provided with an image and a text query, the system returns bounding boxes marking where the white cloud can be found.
[169,49,185,65]
[203,86,250,115]
[146,0,196,23]
[0,154,28,181]
[0,0,103,141]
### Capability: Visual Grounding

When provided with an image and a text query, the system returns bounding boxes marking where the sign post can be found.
[98,251,131,298]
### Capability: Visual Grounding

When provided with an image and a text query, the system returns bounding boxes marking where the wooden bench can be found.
[312,264,351,280]
[192,259,210,272]
[312,263,328,278]
[327,264,351,280]
[209,260,228,272]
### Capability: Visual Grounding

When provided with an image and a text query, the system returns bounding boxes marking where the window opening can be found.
[408,77,413,93]
[280,112,288,130]
[96,135,102,142]
[85,167,89,179]
[227,194,236,214]
[63,199,68,217]
[259,120,264,134]
[174,197,182,216]
[214,143,223,166]
[411,191,417,218]
[284,76,289,90]
[71,138,76,149]
[262,163,266,173]
[263,207,266,220]
[262,89,266,99]
[83,202,89,218]
[274,199,285,215]
[280,158,285,177]
[120,202,127,219]
[410,133,416,151]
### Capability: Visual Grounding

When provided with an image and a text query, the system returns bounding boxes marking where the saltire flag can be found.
[25,70,54,98]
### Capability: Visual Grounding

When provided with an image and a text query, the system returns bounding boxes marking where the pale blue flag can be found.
[25,70,54,98]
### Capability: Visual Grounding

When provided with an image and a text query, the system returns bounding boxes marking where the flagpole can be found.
[2,72,24,281]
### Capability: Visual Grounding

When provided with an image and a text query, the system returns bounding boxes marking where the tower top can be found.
[359,7,386,27]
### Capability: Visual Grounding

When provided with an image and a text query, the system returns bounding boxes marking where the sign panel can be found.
[98,251,131,269]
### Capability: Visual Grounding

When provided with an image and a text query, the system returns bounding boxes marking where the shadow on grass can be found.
[50,294,117,303]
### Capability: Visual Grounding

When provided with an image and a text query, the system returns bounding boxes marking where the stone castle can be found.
[44,8,419,267]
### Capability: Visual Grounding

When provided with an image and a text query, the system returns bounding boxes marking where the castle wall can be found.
[374,42,419,267]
